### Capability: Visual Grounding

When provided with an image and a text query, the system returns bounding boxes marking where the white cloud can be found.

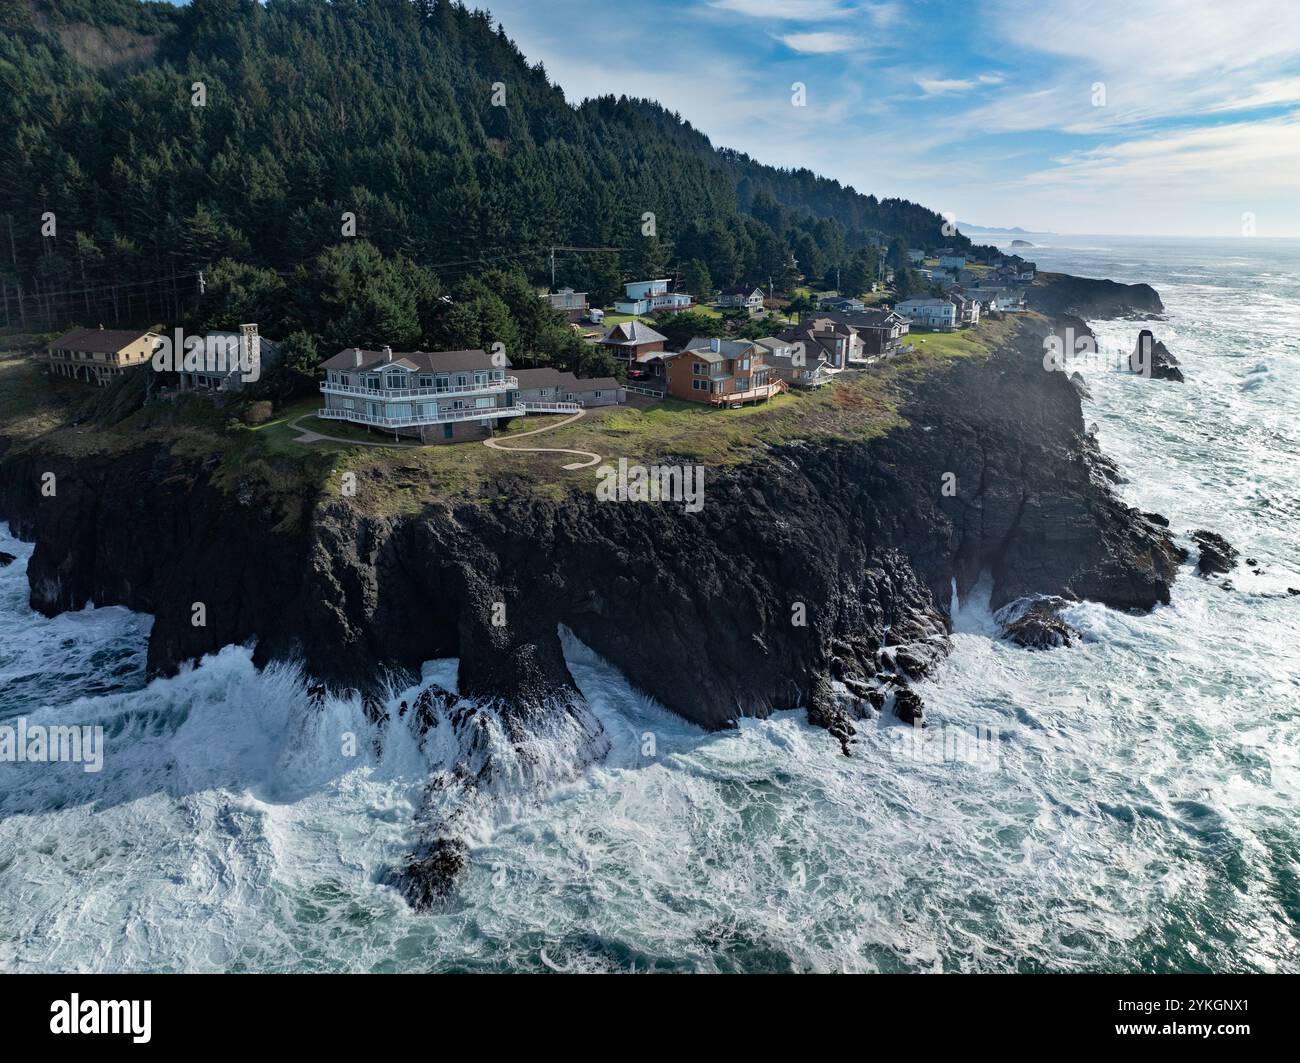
[1025,112,1300,194]
[709,0,854,17]
[775,31,859,53]
[915,73,1004,96]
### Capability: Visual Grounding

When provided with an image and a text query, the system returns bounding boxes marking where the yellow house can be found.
[46,326,161,386]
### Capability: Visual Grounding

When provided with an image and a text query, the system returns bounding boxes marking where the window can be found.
[693,361,706,375]
[435,374,449,390]
[364,375,380,390]
[692,379,707,391]
[339,373,350,386]
[443,423,454,439]
[418,375,434,388]
[386,373,404,390]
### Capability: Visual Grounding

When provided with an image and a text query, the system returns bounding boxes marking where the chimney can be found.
[239,323,260,373]
[383,345,393,362]
[710,337,721,353]
[353,348,363,367]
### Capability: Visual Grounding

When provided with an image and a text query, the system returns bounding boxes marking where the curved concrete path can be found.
[286,411,603,468]
[483,409,602,470]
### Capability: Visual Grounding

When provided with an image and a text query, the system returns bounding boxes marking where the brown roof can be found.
[49,327,158,353]
[601,320,667,346]
[318,348,507,372]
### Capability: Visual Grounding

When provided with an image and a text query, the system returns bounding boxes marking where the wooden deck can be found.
[708,380,787,406]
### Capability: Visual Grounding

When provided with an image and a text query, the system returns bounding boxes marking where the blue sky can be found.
[473,0,1300,236]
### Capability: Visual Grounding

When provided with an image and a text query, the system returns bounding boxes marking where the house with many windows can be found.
[716,286,765,314]
[613,279,693,315]
[754,336,833,388]
[777,316,860,370]
[664,336,786,406]
[46,326,161,386]
[894,298,959,330]
[317,347,523,443]
[541,287,589,322]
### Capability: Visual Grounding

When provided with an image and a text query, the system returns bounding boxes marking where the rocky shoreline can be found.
[0,278,1193,905]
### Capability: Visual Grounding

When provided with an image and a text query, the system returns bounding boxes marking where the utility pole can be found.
[549,245,622,293]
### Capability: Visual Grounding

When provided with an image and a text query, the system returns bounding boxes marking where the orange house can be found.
[664,336,786,406]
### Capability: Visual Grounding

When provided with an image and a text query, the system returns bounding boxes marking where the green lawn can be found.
[327,315,1024,515]
[598,312,656,327]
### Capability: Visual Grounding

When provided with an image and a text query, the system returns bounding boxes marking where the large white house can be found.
[614,279,694,315]
[894,298,958,330]
[717,286,765,314]
[318,347,524,443]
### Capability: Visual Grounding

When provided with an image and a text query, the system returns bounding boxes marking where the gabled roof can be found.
[319,348,506,372]
[49,327,158,353]
[601,320,667,345]
[513,367,571,389]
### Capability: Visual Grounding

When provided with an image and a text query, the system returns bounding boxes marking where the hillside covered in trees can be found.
[0,0,976,374]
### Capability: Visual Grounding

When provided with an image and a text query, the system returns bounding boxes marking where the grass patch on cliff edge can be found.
[336,316,1027,517]
[0,344,79,442]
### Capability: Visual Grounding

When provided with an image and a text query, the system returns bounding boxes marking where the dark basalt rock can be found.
[0,550,15,568]
[1026,272,1165,318]
[999,597,1079,650]
[0,312,1184,736]
[381,838,468,911]
[1192,530,1239,576]
[1131,330,1184,382]
[893,688,924,726]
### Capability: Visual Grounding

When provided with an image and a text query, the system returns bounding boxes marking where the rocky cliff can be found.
[0,311,1182,733]
[0,301,1186,902]
[1027,271,1165,318]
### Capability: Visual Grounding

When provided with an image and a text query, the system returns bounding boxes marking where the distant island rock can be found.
[1010,239,1035,248]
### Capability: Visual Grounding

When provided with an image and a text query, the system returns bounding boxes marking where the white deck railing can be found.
[317,404,526,429]
[320,376,516,400]
[521,401,582,413]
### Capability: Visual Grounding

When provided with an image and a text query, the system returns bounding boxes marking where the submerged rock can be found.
[1192,530,1239,576]
[382,838,468,911]
[0,551,15,568]
[996,596,1079,650]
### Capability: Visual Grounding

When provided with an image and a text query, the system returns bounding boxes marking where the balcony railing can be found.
[320,376,516,400]
[521,401,582,413]
[318,404,526,429]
